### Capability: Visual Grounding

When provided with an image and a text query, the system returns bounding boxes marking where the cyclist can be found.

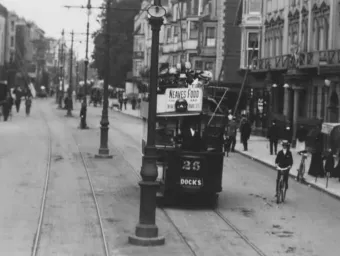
[275,140,293,197]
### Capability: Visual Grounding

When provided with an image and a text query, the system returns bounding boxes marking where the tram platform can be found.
[116,103,340,201]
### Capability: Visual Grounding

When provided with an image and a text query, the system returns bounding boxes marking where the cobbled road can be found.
[87,106,340,256]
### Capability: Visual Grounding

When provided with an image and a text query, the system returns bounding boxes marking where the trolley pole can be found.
[95,0,112,158]
[66,31,74,117]
[129,0,165,246]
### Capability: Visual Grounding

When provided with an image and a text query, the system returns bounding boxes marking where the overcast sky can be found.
[1,0,105,60]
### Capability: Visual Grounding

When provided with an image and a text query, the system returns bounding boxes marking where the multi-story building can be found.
[0,3,8,81]
[5,12,18,64]
[234,0,263,129]
[132,0,167,83]
[251,0,340,145]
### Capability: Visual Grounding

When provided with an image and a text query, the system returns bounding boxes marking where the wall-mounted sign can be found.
[164,88,203,112]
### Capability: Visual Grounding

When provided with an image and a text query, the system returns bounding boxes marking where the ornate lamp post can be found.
[128,0,166,246]
[95,0,113,159]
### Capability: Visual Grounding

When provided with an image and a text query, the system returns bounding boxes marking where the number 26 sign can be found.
[182,159,201,171]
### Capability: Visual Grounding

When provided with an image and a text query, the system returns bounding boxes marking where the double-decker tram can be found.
[140,65,227,204]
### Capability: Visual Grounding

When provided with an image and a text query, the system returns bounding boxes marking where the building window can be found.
[10,36,14,47]
[188,0,199,16]
[246,32,259,66]
[205,27,216,47]
[189,21,199,39]
[11,21,15,32]
[166,26,172,43]
[248,0,262,14]
[321,87,325,119]
[313,86,318,118]
[301,17,309,52]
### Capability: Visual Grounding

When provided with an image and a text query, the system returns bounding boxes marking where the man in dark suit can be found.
[240,116,251,151]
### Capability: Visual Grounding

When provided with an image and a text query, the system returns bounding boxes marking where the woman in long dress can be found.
[308,129,324,177]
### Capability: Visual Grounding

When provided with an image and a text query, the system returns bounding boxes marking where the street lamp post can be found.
[95,0,113,159]
[128,0,165,246]
[66,31,74,117]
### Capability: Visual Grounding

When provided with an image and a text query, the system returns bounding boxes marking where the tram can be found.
[140,64,227,204]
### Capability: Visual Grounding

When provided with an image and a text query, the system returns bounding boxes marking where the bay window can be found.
[246,32,259,66]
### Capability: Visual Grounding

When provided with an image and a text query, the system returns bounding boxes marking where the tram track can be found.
[31,112,52,256]
[105,115,269,256]
[31,109,110,256]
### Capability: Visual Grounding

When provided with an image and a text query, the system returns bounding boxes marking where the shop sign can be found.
[164,88,203,112]
[180,177,203,188]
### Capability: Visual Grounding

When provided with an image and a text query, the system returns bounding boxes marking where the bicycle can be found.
[276,166,289,204]
[297,151,308,183]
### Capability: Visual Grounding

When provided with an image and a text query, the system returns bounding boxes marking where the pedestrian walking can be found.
[119,96,123,110]
[79,97,88,129]
[123,97,127,110]
[308,127,324,178]
[25,97,32,116]
[296,125,308,152]
[2,93,13,121]
[240,115,251,151]
[131,97,137,110]
[267,120,279,155]
[226,117,238,152]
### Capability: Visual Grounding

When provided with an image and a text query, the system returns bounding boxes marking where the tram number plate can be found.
[180,177,203,188]
[181,159,201,172]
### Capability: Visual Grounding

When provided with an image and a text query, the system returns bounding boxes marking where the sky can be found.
[1,0,104,60]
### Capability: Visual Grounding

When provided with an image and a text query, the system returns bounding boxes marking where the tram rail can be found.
[110,132,267,256]
[31,113,52,256]
[31,110,110,256]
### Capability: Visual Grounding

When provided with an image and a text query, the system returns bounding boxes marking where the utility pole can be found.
[66,31,74,117]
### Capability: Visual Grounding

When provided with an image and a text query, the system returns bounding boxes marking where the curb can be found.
[236,150,340,201]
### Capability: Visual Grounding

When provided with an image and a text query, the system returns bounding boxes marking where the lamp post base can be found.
[95,148,113,159]
[129,181,165,246]
[65,112,73,117]
[128,233,165,246]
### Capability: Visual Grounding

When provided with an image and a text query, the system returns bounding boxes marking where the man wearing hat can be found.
[275,140,293,197]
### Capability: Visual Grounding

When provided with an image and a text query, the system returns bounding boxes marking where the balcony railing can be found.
[252,49,340,71]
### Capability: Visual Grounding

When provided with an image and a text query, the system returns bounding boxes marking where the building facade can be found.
[251,0,340,145]
[0,4,8,81]
[5,12,18,64]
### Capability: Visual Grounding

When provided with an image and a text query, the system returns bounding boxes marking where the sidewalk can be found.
[235,135,340,200]
[115,105,340,200]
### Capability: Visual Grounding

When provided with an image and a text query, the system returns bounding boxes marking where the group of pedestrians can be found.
[223,111,252,156]
[1,86,32,121]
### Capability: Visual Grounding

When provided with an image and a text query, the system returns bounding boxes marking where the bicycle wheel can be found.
[277,180,283,204]
[282,187,286,202]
